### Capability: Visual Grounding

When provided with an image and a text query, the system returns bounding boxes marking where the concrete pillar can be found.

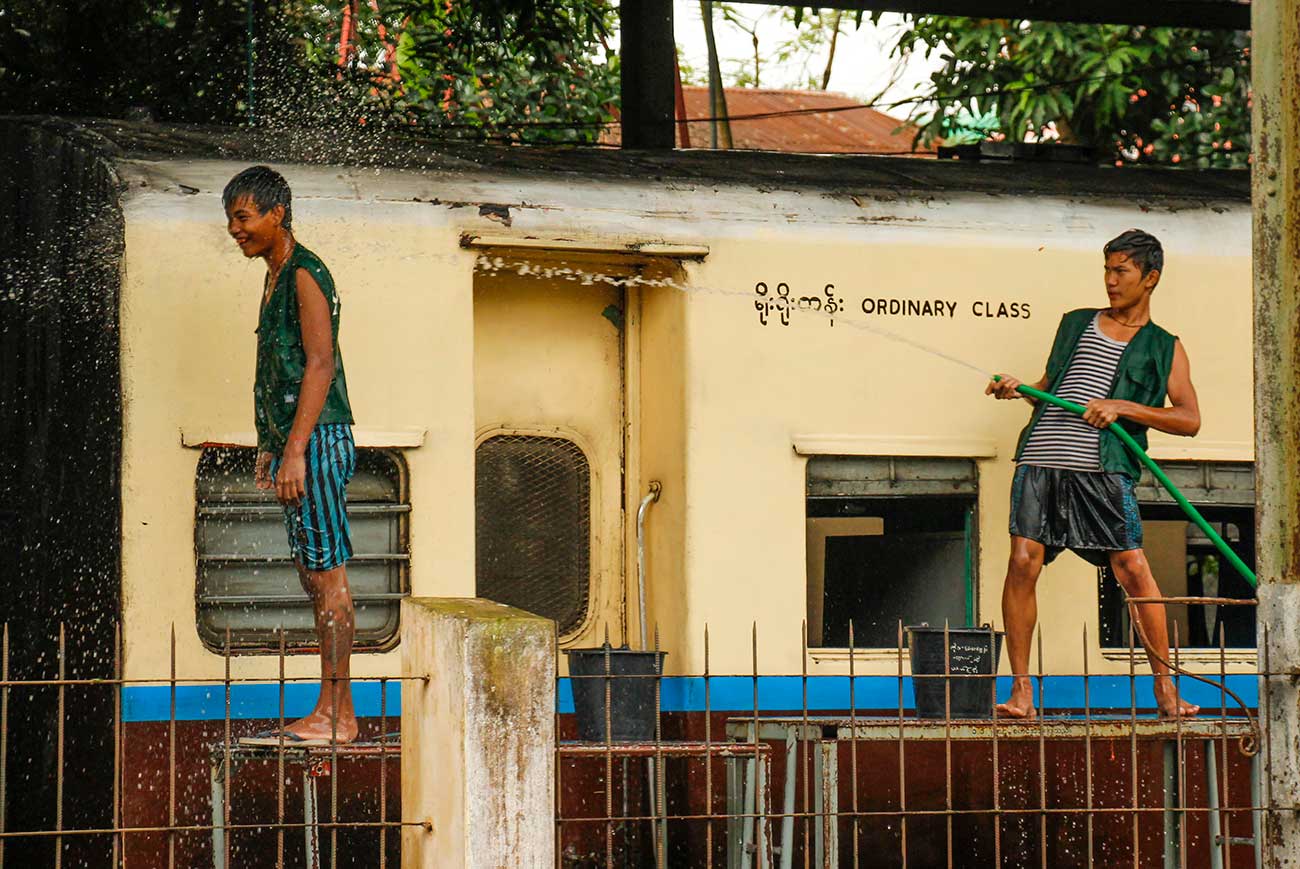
[1252,2,1300,866]
[401,598,556,868]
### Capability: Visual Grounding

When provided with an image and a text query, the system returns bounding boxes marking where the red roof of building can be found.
[603,86,933,155]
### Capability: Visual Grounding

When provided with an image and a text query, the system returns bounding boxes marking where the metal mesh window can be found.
[195,448,410,652]
[476,434,591,634]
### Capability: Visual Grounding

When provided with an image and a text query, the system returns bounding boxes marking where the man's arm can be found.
[1081,339,1201,436]
[274,269,335,504]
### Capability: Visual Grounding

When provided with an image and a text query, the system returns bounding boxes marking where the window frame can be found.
[193,446,411,655]
[805,455,981,657]
[1098,460,1257,658]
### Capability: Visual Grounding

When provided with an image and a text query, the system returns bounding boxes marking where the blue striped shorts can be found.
[272,424,356,571]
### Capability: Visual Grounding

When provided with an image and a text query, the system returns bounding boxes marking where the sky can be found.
[670,4,946,121]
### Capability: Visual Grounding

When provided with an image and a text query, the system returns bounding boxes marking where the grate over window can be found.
[476,434,591,634]
[195,448,409,652]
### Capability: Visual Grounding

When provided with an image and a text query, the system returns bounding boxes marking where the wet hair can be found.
[1103,229,1163,277]
[222,165,292,230]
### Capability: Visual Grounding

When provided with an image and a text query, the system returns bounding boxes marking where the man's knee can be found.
[1110,549,1147,580]
[1007,540,1045,581]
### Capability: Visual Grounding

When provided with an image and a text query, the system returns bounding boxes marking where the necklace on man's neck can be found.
[1105,308,1148,328]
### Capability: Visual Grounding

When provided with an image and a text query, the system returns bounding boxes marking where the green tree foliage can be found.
[893,18,1250,167]
[0,0,618,144]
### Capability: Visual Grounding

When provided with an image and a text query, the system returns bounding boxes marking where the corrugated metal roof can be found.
[604,86,933,155]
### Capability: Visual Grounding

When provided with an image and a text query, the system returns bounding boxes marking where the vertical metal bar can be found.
[943,620,953,869]
[553,628,561,869]
[1084,624,1094,867]
[1,624,9,869]
[897,620,907,869]
[602,627,613,869]
[1037,625,1047,869]
[168,624,177,869]
[329,620,339,869]
[223,628,232,869]
[55,623,65,869]
[800,621,811,869]
[1164,741,1178,869]
[277,629,286,869]
[113,622,122,869]
[1129,620,1140,869]
[1219,622,1232,869]
[990,622,1001,867]
[705,624,714,869]
[654,625,666,868]
[1175,622,1186,869]
[847,621,859,869]
[1207,740,1224,869]
[1251,754,1262,869]
[380,677,388,869]
[750,622,760,868]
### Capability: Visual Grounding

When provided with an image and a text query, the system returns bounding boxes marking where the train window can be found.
[194,448,410,652]
[475,434,591,634]
[1099,462,1256,649]
[806,456,978,648]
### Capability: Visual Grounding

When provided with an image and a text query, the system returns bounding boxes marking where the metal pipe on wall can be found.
[637,482,663,652]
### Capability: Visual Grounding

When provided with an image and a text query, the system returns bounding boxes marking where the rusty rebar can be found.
[168,624,176,869]
[703,624,713,869]
[223,628,232,869]
[1,624,8,869]
[897,620,907,869]
[277,628,286,869]
[55,624,64,869]
[112,623,121,869]
[379,676,388,869]
[1083,624,1095,867]
[848,621,859,869]
[602,626,613,869]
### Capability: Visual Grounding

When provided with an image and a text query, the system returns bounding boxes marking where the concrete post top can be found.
[402,596,555,626]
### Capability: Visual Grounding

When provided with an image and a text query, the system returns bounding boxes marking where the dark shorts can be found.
[1009,464,1142,567]
[271,424,356,571]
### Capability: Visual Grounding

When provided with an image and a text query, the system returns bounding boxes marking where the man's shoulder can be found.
[291,244,334,291]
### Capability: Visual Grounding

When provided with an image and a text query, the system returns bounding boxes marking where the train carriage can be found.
[0,117,1256,866]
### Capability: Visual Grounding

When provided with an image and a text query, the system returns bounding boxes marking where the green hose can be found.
[997,378,1258,588]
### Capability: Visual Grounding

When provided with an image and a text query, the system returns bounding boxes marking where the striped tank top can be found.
[1019,314,1128,472]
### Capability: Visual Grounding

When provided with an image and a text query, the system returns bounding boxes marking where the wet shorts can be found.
[1009,464,1142,567]
[271,424,356,571]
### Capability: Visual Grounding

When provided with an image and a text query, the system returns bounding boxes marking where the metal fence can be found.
[0,623,420,869]
[555,600,1272,869]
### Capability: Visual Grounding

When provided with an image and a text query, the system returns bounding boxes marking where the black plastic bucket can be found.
[906,625,1004,719]
[565,646,668,742]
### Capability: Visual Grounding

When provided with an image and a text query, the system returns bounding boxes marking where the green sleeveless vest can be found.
[1013,307,1177,479]
[254,243,354,454]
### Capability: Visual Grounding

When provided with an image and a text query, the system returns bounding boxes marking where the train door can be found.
[473,256,628,646]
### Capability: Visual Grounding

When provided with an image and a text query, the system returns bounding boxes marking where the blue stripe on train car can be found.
[555,675,1258,714]
[122,681,402,722]
[122,675,1257,722]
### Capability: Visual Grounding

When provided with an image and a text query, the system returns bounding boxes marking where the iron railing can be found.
[555,599,1273,869]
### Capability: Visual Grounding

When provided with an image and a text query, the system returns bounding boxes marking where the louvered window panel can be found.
[476,434,591,634]
[807,455,978,498]
[195,448,409,651]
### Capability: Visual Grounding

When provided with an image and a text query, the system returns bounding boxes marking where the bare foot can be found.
[1157,698,1200,719]
[286,711,359,744]
[1154,680,1200,719]
[995,684,1037,720]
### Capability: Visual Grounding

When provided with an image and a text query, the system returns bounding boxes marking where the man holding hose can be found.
[987,229,1200,719]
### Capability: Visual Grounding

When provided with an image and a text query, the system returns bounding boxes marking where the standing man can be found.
[987,229,1200,719]
[224,166,359,744]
